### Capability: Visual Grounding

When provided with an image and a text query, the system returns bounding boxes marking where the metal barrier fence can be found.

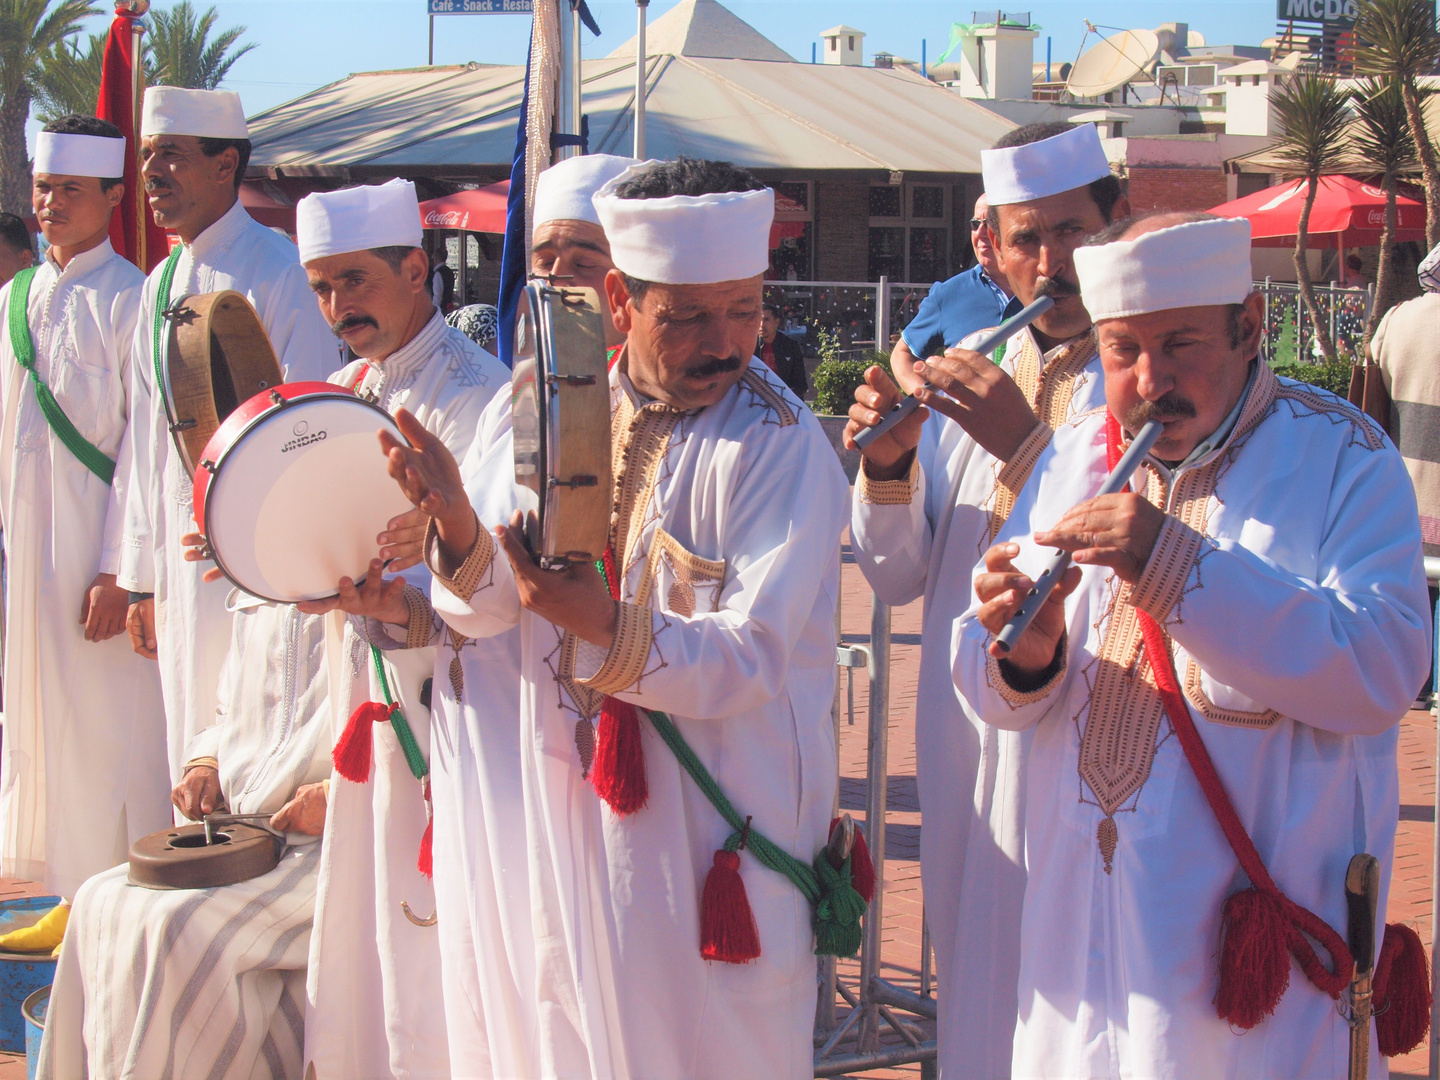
[1256,278,1374,365]
[764,279,934,360]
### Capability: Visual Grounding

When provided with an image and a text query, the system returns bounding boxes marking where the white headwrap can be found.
[1073,217,1255,321]
[981,124,1113,206]
[295,179,424,264]
[141,87,249,139]
[33,131,126,179]
[593,161,774,285]
[1418,242,1440,294]
[534,154,638,228]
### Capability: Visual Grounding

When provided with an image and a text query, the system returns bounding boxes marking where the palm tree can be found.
[1270,72,1352,362]
[1354,0,1440,250]
[1352,77,1417,345]
[0,0,99,214]
[31,31,107,123]
[147,1,254,90]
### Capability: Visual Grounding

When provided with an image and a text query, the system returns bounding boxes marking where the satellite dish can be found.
[1066,28,1161,98]
[1188,30,1206,47]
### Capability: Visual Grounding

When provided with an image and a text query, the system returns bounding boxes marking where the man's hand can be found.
[889,337,927,396]
[495,511,618,648]
[80,573,128,642]
[911,349,1039,463]
[180,532,225,584]
[297,559,410,625]
[378,507,428,573]
[270,781,328,836]
[842,365,926,478]
[1033,493,1166,585]
[127,597,158,659]
[380,409,476,566]
[172,764,222,821]
[975,542,1081,672]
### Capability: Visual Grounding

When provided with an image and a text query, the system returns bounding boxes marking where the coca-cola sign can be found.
[424,210,470,229]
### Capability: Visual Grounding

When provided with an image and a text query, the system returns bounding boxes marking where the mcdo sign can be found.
[1276,0,1357,21]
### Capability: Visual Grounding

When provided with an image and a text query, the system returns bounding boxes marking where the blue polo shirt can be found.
[901,264,1019,358]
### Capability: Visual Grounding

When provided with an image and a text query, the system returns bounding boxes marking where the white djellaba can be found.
[112,87,338,787]
[954,218,1431,1077]
[0,224,170,897]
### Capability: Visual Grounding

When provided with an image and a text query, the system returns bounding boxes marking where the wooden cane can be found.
[1346,853,1381,1080]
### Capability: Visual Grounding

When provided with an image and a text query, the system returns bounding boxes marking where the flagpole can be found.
[556,0,581,162]
[123,0,150,269]
[634,0,648,158]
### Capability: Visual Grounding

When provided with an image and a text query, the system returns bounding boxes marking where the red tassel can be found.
[829,817,876,904]
[591,697,648,815]
[1215,887,1293,1030]
[700,849,761,963]
[417,817,434,879]
[333,701,390,782]
[1375,922,1431,1057]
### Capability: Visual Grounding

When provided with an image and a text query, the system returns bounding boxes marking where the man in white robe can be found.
[285,179,509,1080]
[115,87,336,784]
[376,158,849,1079]
[39,591,332,1080]
[0,119,168,922]
[956,213,1430,1078]
[845,121,1126,1078]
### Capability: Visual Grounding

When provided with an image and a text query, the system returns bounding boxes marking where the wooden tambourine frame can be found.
[163,290,284,475]
[512,282,612,569]
[128,822,283,890]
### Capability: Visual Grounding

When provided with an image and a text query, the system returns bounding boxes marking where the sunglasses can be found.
[969,218,984,230]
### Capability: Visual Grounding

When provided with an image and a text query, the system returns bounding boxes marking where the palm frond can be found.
[147,1,255,90]
[1355,0,1440,81]
[1270,73,1352,180]
[1351,76,1417,175]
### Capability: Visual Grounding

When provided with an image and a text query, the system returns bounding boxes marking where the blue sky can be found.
[31,0,1283,133]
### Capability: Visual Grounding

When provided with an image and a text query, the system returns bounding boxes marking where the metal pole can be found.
[556,1,582,162]
[858,592,891,1052]
[429,14,435,65]
[131,16,146,270]
[817,550,844,1038]
[634,0,648,158]
[875,275,891,353]
[1429,555,1440,1080]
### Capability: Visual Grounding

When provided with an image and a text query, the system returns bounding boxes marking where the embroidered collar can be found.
[183,198,252,263]
[359,307,447,383]
[43,237,116,282]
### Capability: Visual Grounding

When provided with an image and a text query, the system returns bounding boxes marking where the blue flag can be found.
[496,45,532,370]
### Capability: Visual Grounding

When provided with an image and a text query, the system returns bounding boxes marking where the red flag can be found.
[95,10,168,271]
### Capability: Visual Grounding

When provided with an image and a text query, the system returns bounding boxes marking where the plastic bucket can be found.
[0,896,60,1053]
[22,985,47,1080]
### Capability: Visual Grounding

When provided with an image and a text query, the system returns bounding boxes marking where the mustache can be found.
[331,315,378,335]
[687,354,743,379]
[1125,392,1197,429]
[1035,274,1080,299]
[144,178,173,194]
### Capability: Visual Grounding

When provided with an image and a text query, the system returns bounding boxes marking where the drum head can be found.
[203,391,413,603]
[128,823,283,891]
[165,291,283,474]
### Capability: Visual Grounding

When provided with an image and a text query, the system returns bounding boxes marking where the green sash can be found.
[5,268,114,484]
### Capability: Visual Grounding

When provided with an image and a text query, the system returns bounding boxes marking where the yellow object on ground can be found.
[0,902,68,953]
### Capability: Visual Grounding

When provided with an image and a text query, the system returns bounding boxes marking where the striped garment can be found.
[39,843,321,1080]
[1372,292,1440,555]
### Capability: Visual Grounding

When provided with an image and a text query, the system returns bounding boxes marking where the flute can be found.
[993,419,1164,655]
[853,295,1055,451]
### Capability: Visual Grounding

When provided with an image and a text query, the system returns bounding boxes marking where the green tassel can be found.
[811,851,866,958]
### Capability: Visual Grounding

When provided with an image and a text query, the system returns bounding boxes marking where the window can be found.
[769,180,813,281]
[848,35,854,49]
[829,37,836,52]
[867,182,951,282]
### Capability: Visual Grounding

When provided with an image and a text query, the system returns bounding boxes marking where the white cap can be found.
[593,161,774,285]
[534,154,638,228]
[141,87,248,139]
[1073,217,1255,322]
[295,179,424,265]
[981,124,1112,206]
[34,131,126,179]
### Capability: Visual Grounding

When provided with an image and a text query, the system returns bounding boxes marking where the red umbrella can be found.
[418,180,509,233]
[240,182,296,232]
[1208,175,1426,250]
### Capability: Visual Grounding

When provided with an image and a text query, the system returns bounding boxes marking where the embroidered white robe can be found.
[112,199,338,784]
[39,595,332,1080]
[0,240,169,897]
[430,358,848,1080]
[953,366,1430,1079]
[849,327,1102,1077]
[305,311,507,1080]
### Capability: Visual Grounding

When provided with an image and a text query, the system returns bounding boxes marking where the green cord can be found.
[370,645,428,781]
[150,246,182,400]
[596,557,866,957]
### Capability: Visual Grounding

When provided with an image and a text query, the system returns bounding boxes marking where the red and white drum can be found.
[192,382,412,603]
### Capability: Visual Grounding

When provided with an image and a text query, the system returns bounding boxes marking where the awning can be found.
[418,180,509,233]
[1209,175,1426,250]
[239,181,296,231]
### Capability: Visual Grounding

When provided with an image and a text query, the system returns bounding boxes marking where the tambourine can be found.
[512,282,612,570]
[192,382,413,603]
[162,290,284,474]
[128,822,283,891]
